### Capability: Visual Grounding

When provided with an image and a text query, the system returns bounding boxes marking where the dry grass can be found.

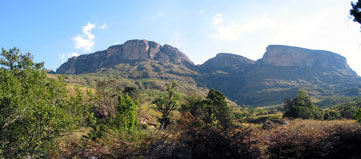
[253,119,361,158]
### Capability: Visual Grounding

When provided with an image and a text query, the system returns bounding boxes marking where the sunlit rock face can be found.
[56,39,193,74]
[261,45,356,74]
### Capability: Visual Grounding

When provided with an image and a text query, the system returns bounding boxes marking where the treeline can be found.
[236,89,361,124]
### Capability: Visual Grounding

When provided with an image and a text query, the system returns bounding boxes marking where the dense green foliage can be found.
[283,90,322,119]
[323,110,342,120]
[113,94,139,131]
[203,89,232,128]
[180,89,233,129]
[0,48,90,158]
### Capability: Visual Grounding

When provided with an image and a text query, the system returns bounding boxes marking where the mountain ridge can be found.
[56,39,361,106]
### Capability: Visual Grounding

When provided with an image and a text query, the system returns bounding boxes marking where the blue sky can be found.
[1,0,361,75]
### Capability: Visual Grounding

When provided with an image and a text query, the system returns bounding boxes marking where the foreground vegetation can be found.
[2,48,361,158]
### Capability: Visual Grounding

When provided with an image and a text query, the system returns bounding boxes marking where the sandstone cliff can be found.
[261,45,356,75]
[56,40,193,74]
[199,45,360,106]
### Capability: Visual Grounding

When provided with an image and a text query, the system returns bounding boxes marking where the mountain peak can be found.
[261,45,355,74]
[56,39,193,74]
[200,53,255,73]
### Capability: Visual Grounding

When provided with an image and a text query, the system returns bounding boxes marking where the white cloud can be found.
[73,36,95,51]
[157,12,163,17]
[62,22,107,62]
[83,22,96,40]
[213,13,224,25]
[98,23,107,30]
[73,22,96,52]
[200,10,205,14]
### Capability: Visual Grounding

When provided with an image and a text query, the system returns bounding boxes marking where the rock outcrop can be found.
[261,45,356,75]
[56,40,193,74]
[198,45,361,106]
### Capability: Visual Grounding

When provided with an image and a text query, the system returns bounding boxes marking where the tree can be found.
[204,89,232,128]
[179,90,232,128]
[152,81,179,130]
[283,89,322,119]
[88,80,139,140]
[0,47,89,158]
[323,110,341,120]
[350,0,361,26]
[112,94,139,131]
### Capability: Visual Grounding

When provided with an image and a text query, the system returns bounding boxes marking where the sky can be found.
[1,0,361,75]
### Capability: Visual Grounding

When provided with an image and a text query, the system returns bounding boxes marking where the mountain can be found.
[200,53,255,73]
[201,45,361,106]
[56,40,361,107]
[55,40,218,106]
[56,40,193,74]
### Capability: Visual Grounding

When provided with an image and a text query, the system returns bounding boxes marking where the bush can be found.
[323,110,341,120]
[283,90,322,120]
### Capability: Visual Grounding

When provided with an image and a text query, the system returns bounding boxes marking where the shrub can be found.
[323,110,341,120]
[283,90,322,119]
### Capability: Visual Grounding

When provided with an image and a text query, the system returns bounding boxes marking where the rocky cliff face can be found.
[198,45,360,106]
[261,45,356,75]
[56,40,193,74]
[200,53,255,73]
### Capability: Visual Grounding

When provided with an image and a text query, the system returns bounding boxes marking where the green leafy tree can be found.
[350,0,361,26]
[0,47,88,158]
[283,89,322,119]
[204,89,232,128]
[180,90,232,128]
[112,94,139,131]
[152,81,179,130]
